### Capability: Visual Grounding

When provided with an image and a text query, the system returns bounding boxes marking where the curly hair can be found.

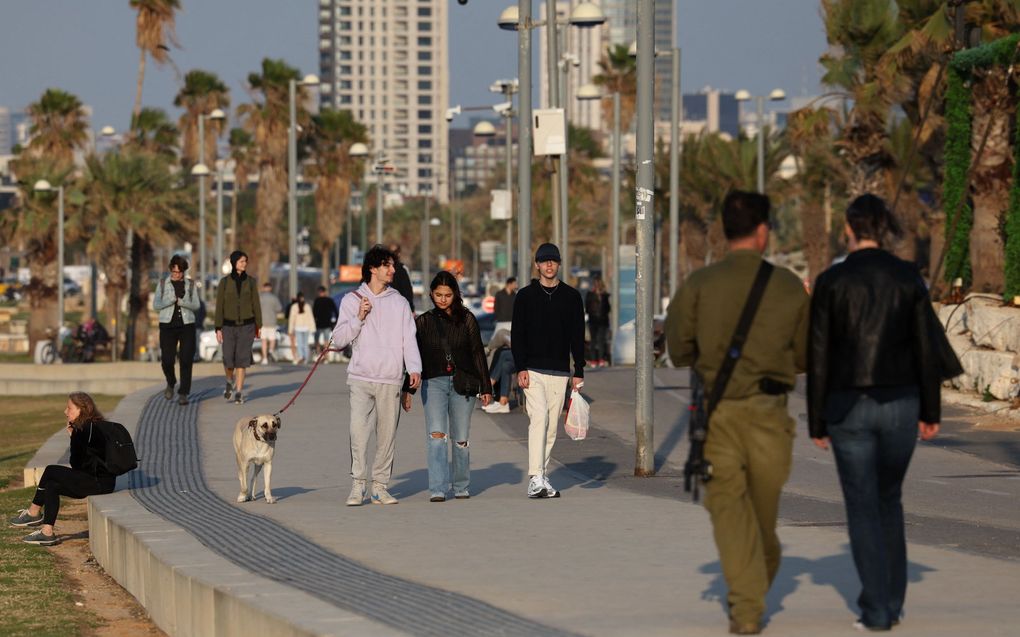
[68,392,104,430]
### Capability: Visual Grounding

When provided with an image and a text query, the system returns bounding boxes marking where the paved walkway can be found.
[88,363,1020,636]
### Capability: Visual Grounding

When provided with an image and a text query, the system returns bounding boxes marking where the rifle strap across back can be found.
[705,260,774,416]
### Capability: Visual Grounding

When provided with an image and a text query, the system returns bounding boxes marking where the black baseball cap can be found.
[534,243,561,263]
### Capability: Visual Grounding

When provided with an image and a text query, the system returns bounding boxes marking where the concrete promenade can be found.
[72,363,1020,636]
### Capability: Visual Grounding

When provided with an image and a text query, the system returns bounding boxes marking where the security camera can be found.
[445,105,462,122]
[492,101,512,115]
[457,0,468,5]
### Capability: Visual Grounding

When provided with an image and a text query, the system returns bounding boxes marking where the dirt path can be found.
[52,499,165,637]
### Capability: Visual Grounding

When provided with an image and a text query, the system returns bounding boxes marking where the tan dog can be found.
[233,414,281,504]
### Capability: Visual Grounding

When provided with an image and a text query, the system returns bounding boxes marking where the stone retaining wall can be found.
[938,296,1020,401]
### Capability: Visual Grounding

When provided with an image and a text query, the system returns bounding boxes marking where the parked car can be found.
[63,277,82,297]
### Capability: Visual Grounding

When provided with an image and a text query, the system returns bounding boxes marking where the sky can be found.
[0,1,828,135]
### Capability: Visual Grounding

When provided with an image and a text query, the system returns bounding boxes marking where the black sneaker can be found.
[22,530,59,546]
[224,381,233,399]
[234,391,244,404]
[178,394,190,406]
[9,509,43,527]
[164,385,174,400]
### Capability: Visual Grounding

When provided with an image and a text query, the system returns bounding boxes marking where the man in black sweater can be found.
[312,286,338,357]
[511,243,585,499]
[493,276,517,333]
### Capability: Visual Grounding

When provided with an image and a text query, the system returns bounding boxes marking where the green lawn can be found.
[0,394,123,637]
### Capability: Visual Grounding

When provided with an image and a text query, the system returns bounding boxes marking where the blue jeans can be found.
[421,376,476,496]
[490,349,515,399]
[828,390,919,629]
[294,329,310,362]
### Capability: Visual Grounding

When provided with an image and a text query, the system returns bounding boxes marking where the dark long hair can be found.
[296,292,306,313]
[68,392,104,431]
[430,270,468,324]
[846,194,903,247]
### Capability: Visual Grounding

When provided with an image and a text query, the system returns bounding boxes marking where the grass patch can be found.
[0,352,32,363]
[0,394,122,492]
[0,488,96,637]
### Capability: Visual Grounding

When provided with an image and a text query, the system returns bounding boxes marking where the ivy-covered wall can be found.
[943,33,1020,297]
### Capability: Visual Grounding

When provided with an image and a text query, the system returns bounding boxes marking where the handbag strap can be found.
[706,260,774,415]
[432,310,454,366]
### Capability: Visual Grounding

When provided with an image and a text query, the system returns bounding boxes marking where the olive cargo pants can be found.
[703,393,795,624]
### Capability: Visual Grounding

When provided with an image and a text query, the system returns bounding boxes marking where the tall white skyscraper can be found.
[317,0,450,202]
[538,1,607,133]
[598,0,675,124]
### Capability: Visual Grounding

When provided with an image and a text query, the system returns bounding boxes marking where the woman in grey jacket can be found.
[153,255,200,405]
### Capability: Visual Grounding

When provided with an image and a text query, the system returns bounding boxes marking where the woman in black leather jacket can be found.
[808,194,961,631]
[8,392,117,545]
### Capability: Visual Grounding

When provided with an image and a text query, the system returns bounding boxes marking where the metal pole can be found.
[198,115,207,302]
[505,110,514,281]
[376,153,384,245]
[423,197,431,283]
[611,92,621,346]
[756,95,765,194]
[546,0,561,246]
[359,166,367,252]
[216,167,224,279]
[559,29,570,276]
[288,79,299,300]
[517,0,533,285]
[669,48,681,298]
[346,198,353,264]
[57,186,64,331]
[634,0,656,477]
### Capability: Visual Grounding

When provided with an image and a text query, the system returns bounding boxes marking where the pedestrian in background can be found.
[402,271,492,501]
[332,245,422,506]
[493,276,517,334]
[483,328,514,413]
[312,285,338,357]
[215,250,262,404]
[288,291,316,364]
[153,255,200,405]
[665,191,808,635]
[258,282,282,365]
[585,277,611,367]
[8,392,116,545]
[388,243,415,312]
[808,194,962,632]
[511,243,586,499]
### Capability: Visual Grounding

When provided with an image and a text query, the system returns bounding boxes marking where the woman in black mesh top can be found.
[402,271,492,501]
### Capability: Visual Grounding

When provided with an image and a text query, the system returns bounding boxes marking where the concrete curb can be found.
[86,381,399,637]
[0,362,225,395]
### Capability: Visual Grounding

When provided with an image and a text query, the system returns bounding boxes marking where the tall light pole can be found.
[195,108,225,301]
[499,2,605,284]
[634,0,656,477]
[490,79,518,281]
[375,150,388,246]
[215,159,225,278]
[91,126,117,319]
[576,83,621,350]
[289,73,320,300]
[349,142,369,261]
[735,88,786,194]
[33,180,64,332]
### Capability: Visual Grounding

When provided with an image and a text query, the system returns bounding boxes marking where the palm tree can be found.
[129,107,179,159]
[307,109,368,286]
[5,89,90,348]
[237,58,309,280]
[75,149,188,360]
[130,0,180,126]
[820,0,903,198]
[593,44,637,134]
[174,69,230,168]
[228,127,256,253]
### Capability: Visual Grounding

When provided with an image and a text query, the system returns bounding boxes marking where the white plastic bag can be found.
[564,390,590,440]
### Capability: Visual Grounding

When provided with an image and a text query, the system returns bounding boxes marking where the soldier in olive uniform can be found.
[665,191,809,635]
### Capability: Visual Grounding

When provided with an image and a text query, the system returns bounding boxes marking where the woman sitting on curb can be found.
[9,392,117,545]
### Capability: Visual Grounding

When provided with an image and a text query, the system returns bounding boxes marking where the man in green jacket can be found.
[665,191,809,635]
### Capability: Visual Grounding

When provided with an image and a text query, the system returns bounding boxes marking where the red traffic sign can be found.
[482,295,495,313]
[373,163,396,174]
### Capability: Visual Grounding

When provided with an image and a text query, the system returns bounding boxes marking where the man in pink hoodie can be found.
[332,245,422,506]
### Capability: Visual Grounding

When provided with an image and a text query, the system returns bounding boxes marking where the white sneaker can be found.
[527,475,547,499]
[541,475,561,498]
[346,480,366,506]
[371,482,398,505]
[483,402,510,414]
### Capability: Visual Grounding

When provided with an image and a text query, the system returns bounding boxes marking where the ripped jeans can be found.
[421,375,476,496]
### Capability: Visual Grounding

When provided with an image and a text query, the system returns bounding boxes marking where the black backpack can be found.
[89,420,139,476]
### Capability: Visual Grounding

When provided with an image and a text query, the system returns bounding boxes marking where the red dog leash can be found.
[273,341,344,417]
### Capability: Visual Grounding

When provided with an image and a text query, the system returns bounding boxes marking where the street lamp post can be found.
[215,159,225,278]
[33,180,64,332]
[635,0,655,477]
[91,126,116,319]
[577,84,621,344]
[375,150,386,245]
[289,74,320,301]
[349,142,369,261]
[499,2,605,285]
[196,108,225,301]
[735,88,786,194]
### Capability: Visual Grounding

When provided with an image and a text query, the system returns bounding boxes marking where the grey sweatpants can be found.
[348,379,403,485]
